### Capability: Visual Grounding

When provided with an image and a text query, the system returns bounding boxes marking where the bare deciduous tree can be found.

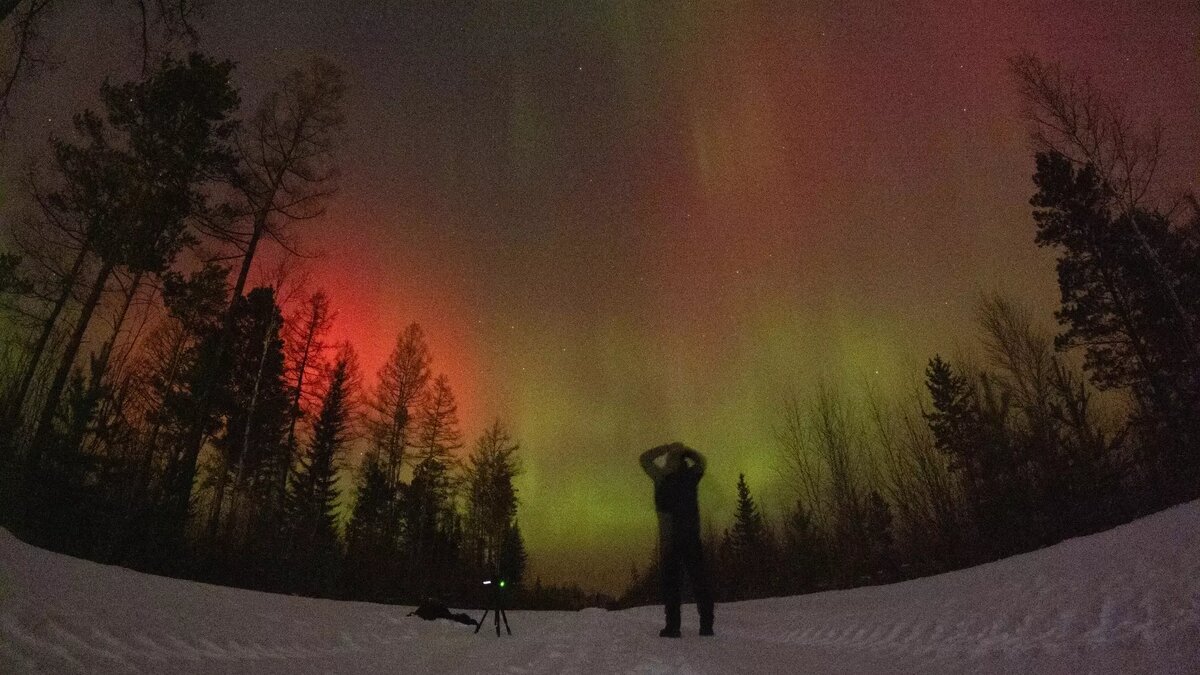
[211,57,346,304]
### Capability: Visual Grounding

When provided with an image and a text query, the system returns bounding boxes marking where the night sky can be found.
[3,1,1198,592]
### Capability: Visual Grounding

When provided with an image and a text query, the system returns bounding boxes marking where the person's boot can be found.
[659,605,681,638]
[698,602,714,636]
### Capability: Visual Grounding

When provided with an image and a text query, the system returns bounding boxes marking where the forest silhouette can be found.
[0,9,1197,614]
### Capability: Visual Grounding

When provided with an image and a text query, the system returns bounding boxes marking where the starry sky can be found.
[3,1,1198,593]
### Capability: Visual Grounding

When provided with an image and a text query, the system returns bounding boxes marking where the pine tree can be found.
[286,346,355,595]
[25,53,239,488]
[1031,151,1200,481]
[166,57,345,554]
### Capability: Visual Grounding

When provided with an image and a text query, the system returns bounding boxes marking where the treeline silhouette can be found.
[1,49,1196,613]
[620,55,1199,607]
[0,53,562,609]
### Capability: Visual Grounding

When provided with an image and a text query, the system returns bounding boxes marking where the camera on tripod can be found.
[475,575,512,636]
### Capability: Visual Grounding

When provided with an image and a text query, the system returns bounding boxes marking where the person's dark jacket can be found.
[641,444,706,543]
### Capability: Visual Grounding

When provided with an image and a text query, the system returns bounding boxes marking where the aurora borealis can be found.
[3,1,1198,593]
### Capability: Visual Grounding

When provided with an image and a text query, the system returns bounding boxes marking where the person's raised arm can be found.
[640,445,670,480]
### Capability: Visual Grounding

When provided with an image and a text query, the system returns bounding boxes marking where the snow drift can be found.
[2,501,1199,673]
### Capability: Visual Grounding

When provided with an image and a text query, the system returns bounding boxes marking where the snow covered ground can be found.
[2,502,1199,674]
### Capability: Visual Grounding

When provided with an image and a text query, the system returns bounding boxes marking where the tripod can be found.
[474,579,512,636]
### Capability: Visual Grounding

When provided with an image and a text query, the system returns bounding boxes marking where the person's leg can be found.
[660,539,683,637]
[684,536,715,635]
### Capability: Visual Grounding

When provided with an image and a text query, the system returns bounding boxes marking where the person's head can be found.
[667,443,696,471]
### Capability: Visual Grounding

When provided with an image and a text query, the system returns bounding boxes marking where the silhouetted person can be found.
[640,442,715,637]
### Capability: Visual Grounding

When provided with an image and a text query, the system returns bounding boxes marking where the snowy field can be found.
[2,503,1199,674]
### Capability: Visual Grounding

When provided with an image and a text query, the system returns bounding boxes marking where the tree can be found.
[924,356,1034,558]
[0,252,24,294]
[0,0,52,129]
[862,491,898,583]
[211,57,345,307]
[1011,54,1198,361]
[415,373,463,464]
[167,56,345,546]
[4,175,101,426]
[204,286,289,550]
[721,473,775,599]
[497,520,527,586]
[780,500,826,593]
[285,344,356,595]
[368,323,431,484]
[974,294,1126,540]
[403,454,455,594]
[923,356,981,476]
[728,473,768,553]
[1030,151,1199,475]
[401,373,465,595]
[108,262,229,566]
[283,290,334,459]
[464,420,520,573]
[24,53,238,493]
[342,450,395,600]
[0,250,29,439]
[1013,53,1200,448]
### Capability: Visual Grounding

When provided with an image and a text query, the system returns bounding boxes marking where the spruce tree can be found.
[924,356,1033,558]
[723,473,774,599]
[923,355,980,475]
[730,473,767,551]
[343,451,394,600]
[286,346,355,595]
[404,454,454,592]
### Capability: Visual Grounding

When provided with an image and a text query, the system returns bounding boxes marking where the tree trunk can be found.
[207,466,229,543]
[89,271,144,400]
[223,306,277,546]
[26,259,115,480]
[280,307,318,512]
[161,216,268,538]
[10,243,90,421]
